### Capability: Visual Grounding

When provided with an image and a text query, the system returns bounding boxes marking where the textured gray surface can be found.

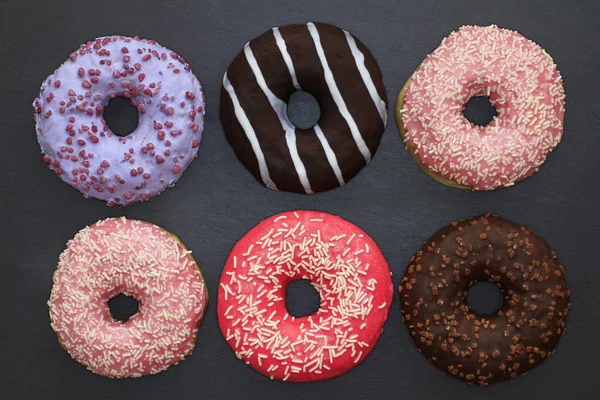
[1,0,599,399]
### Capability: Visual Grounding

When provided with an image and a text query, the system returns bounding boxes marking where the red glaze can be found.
[217,210,393,382]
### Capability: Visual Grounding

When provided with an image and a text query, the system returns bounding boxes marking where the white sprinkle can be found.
[346,234,356,245]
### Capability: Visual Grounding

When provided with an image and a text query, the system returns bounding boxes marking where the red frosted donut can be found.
[48,217,208,378]
[396,25,565,190]
[217,210,393,382]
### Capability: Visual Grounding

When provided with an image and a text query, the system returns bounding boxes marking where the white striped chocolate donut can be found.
[221,23,387,193]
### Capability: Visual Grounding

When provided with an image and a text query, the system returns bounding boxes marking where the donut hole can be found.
[108,293,140,322]
[286,91,321,130]
[103,96,139,137]
[285,279,321,317]
[466,282,503,316]
[463,96,497,126]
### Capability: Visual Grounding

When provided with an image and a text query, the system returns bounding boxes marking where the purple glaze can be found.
[33,36,206,206]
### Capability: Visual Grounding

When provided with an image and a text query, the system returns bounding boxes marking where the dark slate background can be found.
[1,0,598,399]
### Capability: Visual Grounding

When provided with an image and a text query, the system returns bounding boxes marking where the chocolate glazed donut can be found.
[399,214,571,386]
[221,22,387,193]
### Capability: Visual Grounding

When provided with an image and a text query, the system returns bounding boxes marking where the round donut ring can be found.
[399,214,571,386]
[396,25,565,190]
[48,217,208,378]
[221,22,388,194]
[33,35,206,206]
[217,210,393,382]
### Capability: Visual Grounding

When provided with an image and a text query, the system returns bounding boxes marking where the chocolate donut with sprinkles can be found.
[399,214,571,386]
[221,22,387,193]
[48,217,208,378]
[33,36,206,206]
[217,210,393,381]
[396,25,565,190]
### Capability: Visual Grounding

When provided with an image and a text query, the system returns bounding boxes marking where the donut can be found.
[217,210,393,381]
[221,22,387,193]
[33,36,206,206]
[396,25,565,190]
[48,217,208,377]
[399,214,571,386]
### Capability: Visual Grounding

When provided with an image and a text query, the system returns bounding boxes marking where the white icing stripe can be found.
[243,43,313,194]
[307,22,372,163]
[343,30,387,125]
[271,28,346,187]
[314,124,345,186]
[272,27,301,90]
[222,72,277,190]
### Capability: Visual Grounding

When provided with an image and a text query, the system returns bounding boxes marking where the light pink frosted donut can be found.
[33,36,206,206]
[48,217,208,378]
[399,25,565,190]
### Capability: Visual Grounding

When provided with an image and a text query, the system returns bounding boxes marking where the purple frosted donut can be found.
[33,36,206,206]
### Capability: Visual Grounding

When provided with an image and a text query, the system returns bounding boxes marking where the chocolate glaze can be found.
[399,214,571,386]
[221,23,387,193]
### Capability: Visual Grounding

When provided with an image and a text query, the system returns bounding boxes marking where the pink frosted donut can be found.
[48,217,208,378]
[397,25,565,190]
[33,36,206,206]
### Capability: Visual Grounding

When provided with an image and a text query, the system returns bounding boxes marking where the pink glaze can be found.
[48,217,208,378]
[217,211,393,382]
[401,25,565,190]
[33,36,206,205]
